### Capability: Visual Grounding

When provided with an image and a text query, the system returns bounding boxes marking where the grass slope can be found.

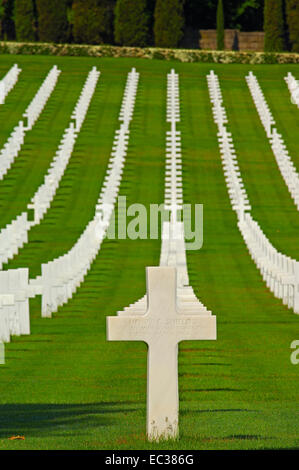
[0,56,298,450]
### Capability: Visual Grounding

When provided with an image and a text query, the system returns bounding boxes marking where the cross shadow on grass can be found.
[182,388,245,393]
[181,408,258,416]
[0,402,138,438]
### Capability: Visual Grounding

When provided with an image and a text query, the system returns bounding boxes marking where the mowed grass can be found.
[0,55,298,450]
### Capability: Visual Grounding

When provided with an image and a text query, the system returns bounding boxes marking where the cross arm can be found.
[107,316,149,343]
[176,315,217,343]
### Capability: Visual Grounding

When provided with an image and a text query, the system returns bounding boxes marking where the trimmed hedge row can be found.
[1,41,299,64]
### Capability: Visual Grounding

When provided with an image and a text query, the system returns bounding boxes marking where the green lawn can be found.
[0,55,298,450]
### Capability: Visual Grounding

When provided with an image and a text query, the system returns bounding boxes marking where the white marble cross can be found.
[107,266,216,441]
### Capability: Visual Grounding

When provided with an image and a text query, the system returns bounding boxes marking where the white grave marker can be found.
[107,266,216,441]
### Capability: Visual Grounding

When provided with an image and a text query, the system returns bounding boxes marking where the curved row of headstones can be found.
[0,65,60,181]
[285,72,299,108]
[0,213,28,269]
[270,128,299,210]
[0,67,103,341]
[23,65,61,130]
[240,212,299,314]
[0,67,139,341]
[0,67,100,271]
[207,70,299,314]
[207,71,251,222]
[246,71,299,211]
[70,67,100,132]
[27,124,77,224]
[0,64,22,105]
[0,121,25,181]
[28,67,100,225]
[28,68,139,319]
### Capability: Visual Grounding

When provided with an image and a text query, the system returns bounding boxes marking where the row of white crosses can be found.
[0,218,30,342]
[23,65,61,130]
[207,70,299,314]
[0,64,22,104]
[207,71,251,222]
[28,68,139,318]
[285,72,299,108]
[71,66,100,132]
[0,66,60,181]
[240,212,299,314]
[28,67,100,225]
[246,71,299,211]
[0,67,100,271]
[0,67,102,342]
[107,70,216,442]
[270,128,299,210]
[246,71,275,138]
[28,125,77,224]
[0,121,25,180]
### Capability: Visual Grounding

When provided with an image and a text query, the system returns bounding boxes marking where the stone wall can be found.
[199,29,265,51]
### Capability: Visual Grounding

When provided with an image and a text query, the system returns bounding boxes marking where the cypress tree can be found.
[0,1,5,38]
[154,0,184,48]
[36,0,68,43]
[114,0,149,47]
[286,0,299,52]
[264,0,285,52]
[14,0,36,41]
[0,0,15,40]
[216,0,224,50]
[72,0,114,45]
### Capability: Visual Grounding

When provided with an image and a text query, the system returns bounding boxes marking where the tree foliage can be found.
[36,0,68,43]
[154,0,184,48]
[114,0,149,47]
[217,0,224,50]
[184,0,264,32]
[14,0,36,41]
[286,0,299,52]
[72,0,114,45]
[231,0,263,31]
[264,0,285,52]
[0,0,15,39]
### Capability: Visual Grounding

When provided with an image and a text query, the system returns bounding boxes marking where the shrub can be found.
[1,41,299,65]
